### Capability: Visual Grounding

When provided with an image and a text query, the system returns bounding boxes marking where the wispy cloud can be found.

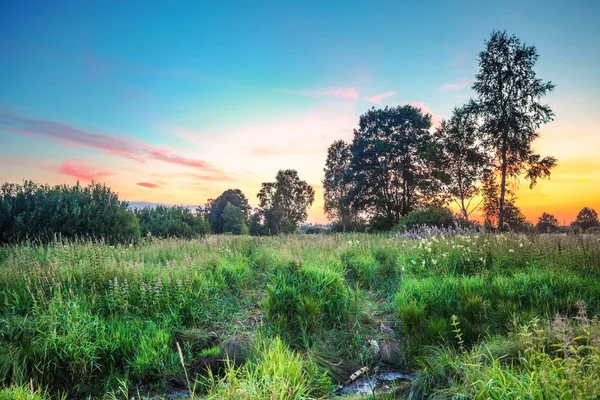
[364,92,396,104]
[0,110,219,172]
[137,182,161,189]
[58,159,114,181]
[280,87,360,99]
[280,87,396,104]
[439,79,472,91]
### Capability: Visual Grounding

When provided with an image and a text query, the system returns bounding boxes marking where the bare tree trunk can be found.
[498,144,508,231]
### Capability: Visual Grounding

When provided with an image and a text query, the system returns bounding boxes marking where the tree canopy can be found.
[436,106,488,222]
[472,30,556,230]
[205,189,251,234]
[536,212,559,233]
[257,169,315,235]
[574,207,599,231]
[323,140,355,231]
[346,105,445,229]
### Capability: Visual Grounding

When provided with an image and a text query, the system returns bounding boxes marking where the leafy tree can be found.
[248,210,269,236]
[221,202,245,233]
[257,169,315,235]
[573,207,599,231]
[347,105,445,230]
[323,140,355,231]
[472,31,557,231]
[536,212,559,233]
[436,106,488,222]
[205,189,250,234]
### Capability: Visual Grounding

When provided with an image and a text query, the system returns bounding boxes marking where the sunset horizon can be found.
[1,0,598,226]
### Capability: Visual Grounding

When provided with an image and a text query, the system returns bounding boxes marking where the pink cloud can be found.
[402,101,441,127]
[58,159,114,182]
[364,91,396,104]
[322,87,360,99]
[137,182,161,189]
[439,79,472,91]
[0,110,218,171]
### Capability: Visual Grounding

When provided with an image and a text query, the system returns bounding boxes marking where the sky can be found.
[0,0,599,225]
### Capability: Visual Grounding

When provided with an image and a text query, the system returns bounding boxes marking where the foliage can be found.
[573,207,599,231]
[205,189,251,234]
[1,230,600,398]
[346,105,446,230]
[134,205,210,238]
[0,181,140,244]
[221,202,245,234]
[323,140,356,231]
[395,207,455,231]
[536,212,560,233]
[204,335,332,399]
[472,30,557,230]
[435,106,488,221]
[257,170,315,235]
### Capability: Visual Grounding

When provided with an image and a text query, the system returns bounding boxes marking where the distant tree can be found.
[472,31,557,231]
[481,172,500,229]
[135,205,209,238]
[257,169,315,235]
[503,201,531,232]
[221,202,245,234]
[205,189,250,233]
[436,106,488,222]
[323,140,355,231]
[536,212,559,233]
[573,207,599,231]
[347,105,445,230]
[248,210,268,236]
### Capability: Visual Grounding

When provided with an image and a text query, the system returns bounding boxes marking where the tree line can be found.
[0,168,317,244]
[324,30,561,232]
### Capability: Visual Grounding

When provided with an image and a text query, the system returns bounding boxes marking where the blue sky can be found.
[1,0,599,222]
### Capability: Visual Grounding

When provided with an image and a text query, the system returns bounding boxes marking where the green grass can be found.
[0,233,599,398]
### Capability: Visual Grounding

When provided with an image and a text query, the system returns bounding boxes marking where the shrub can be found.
[395,207,454,231]
[134,205,209,238]
[0,181,140,244]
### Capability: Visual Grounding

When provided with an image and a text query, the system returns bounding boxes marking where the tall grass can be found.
[0,233,598,398]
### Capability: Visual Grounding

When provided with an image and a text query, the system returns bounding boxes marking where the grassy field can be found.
[1,233,599,399]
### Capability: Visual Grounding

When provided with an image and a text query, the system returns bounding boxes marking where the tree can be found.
[347,105,445,229]
[573,207,599,231]
[323,140,355,231]
[472,31,557,231]
[436,106,488,222]
[257,169,315,235]
[205,189,250,234]
[536,212,559,233]
[221,202,245,234]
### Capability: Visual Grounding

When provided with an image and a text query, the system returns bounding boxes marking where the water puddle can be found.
[337,371,413,397]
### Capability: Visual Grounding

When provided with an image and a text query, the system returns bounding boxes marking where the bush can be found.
[134,205,209,238]
[395,207,454,231]
[0,181,140,244]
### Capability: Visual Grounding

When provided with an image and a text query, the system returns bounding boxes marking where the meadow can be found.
[1,232,599,399]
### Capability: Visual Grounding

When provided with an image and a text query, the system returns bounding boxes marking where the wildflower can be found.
[432,259,438,265]
[509,249,514,253]
[401,266,405,272]
[519,243,524,248]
